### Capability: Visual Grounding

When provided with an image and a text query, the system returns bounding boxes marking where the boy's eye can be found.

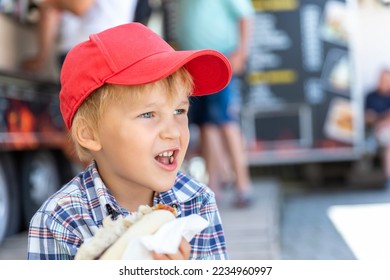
[139,112,154,118]
[174,109,187,115]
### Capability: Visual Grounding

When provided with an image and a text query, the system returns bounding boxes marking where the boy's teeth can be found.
[156,153,175,165]
[159,151,173,157]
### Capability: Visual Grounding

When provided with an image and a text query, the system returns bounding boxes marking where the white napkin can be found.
[121,214,209,260]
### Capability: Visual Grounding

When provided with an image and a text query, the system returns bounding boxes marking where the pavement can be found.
[217,178,281,260]
[280,180,390,260]
[0,230,28,260]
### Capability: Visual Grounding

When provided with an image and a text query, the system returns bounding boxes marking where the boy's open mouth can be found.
[155,150,177,165]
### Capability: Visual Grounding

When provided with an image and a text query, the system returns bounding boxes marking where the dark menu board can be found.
[243,0,361,165]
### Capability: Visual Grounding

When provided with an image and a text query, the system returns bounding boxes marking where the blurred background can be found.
[1,0,390,260]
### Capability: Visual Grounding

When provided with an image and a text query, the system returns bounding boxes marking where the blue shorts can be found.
[189,78,240,125]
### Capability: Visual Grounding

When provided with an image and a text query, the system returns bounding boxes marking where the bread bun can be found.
[75,204,176,260]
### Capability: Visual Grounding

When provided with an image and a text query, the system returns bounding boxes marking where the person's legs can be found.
[218,78,253,207]
[199,124,225,200]
[221,122,253,207]
[189,95,229,199]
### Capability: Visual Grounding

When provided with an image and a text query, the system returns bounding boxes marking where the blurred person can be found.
[22,0,140,73]
[175,0,255,208]
[365,68,390,186]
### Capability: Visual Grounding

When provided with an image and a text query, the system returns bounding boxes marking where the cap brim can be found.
[105,49,232,95]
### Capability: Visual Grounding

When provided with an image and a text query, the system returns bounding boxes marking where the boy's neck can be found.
[114,189,156,213]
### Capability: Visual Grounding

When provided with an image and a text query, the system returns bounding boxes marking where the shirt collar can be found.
[85,161,128,220]
[158,171,205,216]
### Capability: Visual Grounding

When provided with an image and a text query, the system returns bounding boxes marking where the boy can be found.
[27,23,232,260]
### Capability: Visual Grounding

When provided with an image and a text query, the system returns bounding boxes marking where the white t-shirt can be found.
[59,0,138,53]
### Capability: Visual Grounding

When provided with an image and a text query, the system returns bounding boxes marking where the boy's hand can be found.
[151,238,191,260]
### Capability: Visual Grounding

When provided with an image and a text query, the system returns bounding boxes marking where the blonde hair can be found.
[71,67,194,162]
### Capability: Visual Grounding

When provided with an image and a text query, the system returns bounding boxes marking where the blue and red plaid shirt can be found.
[27,161,227,260]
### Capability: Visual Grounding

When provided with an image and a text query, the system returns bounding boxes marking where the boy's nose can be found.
[160,119,181,140]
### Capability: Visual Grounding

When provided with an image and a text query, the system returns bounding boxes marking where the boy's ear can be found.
[74,123,102,152]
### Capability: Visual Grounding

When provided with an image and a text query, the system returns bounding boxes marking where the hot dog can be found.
[75,204,177,260]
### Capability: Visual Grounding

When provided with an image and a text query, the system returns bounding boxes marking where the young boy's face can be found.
[94,85,190,195]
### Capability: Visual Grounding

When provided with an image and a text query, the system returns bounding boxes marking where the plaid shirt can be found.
[27,161,228,260]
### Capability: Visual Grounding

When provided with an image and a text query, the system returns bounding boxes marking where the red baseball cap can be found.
[59,22,232,129]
